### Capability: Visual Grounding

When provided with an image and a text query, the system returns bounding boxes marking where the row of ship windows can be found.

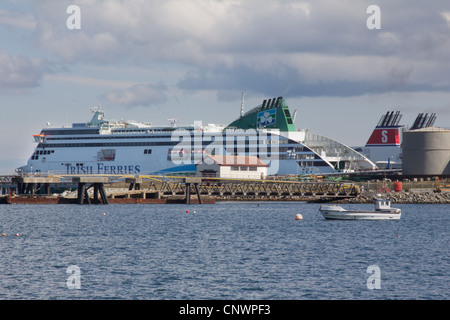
[45,135,170,140]
[34,149,55,155]
[31,149,55,160]
[31,147,320,161]
[39,142,177,148]
[31,149,316,161]
[44,134,289,139]
[37,142,312,153]
[298,161,330,167]
[164,149,325,165]
[43,136,296,146]
[32,149,153,159]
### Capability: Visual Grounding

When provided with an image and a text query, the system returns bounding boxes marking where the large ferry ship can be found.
[17,97,377,176]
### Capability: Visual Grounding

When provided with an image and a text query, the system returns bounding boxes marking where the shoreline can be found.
[2,190,449,204]
[335,190,450,204]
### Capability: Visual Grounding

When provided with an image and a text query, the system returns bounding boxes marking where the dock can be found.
[0,174,360,205]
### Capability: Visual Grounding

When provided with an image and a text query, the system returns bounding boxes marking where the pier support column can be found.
[194,183,202,204]
[98,183,108,204]
[183,177,202,204]
[126,177,142,191]
[72,177,109,205]
[93,184,99,203]
[84,186,91,204]
[13,177,60,196]
[25,183,35,195]
[186,183,191,204]
[44,183,51,195]
[77,183,86,204]
[17,182,24,195]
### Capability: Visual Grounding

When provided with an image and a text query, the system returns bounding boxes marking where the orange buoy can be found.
[295,214,303,220]
[2,233,5,237]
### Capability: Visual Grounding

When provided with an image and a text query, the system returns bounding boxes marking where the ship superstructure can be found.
[356,111,404,169]
[18,97,377,176]
[356,111,438,170]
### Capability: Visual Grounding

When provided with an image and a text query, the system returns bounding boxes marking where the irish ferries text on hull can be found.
[17,97,376,176]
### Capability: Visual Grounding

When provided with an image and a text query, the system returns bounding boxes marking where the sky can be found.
[1,0,449,174]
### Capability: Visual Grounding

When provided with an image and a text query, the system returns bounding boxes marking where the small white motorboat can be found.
[319,194,401,220]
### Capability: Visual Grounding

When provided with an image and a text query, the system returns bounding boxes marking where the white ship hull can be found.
[319,205,402,220]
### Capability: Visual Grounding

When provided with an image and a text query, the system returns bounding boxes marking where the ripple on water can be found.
[0,203,448,299]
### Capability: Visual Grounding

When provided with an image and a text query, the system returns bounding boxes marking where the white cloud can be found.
[102,83,168,107]
[0,51,49,93]
[30,1,318,65]
[37,19,120,63]
[43,74,135,89]
[3,0,450,99]
[0,9,36,30]
[442,11,450,26]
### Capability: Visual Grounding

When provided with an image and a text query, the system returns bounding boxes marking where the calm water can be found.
[0,202,448,300]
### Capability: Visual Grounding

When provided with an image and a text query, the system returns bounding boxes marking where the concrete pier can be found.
[12,177,61,195]
[1,174,366,205]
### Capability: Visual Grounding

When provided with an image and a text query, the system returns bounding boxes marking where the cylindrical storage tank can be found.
[393,181,402,192]
[402,128,450,176]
